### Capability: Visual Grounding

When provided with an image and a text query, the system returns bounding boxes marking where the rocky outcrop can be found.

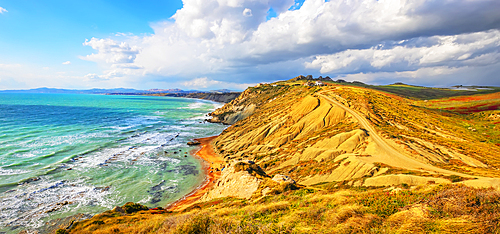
[272,174,295,184]
[208,89,259,124]
[185,92,241,103]
[208,104,256,125]
[161,92,242,103]
[199,161,267,201]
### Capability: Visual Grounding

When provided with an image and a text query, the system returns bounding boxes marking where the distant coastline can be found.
[106,92,242,104]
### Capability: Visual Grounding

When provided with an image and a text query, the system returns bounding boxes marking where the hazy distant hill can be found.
[0,87,242,96]
[0,87,146,94]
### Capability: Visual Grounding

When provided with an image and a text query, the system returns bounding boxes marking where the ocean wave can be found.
[211,102,224,110]
[0,168,29,176]
[0,179,116,229]
[178,102,205,110]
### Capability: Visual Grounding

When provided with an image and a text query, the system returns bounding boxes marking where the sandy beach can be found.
[166,135,224,211]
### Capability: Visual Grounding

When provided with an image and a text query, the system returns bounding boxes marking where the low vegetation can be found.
[65,184,500,233]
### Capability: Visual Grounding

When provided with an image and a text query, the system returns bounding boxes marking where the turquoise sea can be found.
[0,93,225,232]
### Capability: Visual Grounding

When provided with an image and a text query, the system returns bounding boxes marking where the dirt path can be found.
[165,136,224,211]
[317,92,474,178]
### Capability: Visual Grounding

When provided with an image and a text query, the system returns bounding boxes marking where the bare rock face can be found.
[200,161,266,201]
[459,178,500,191]
[209,104,256,125]
[208,89,257,125]
[300,155,379,185]
[111,206,126,214]
[272,174,295,184]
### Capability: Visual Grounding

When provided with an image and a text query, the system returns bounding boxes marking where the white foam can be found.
[0,179,116,229]
[212,102,224,110]
[0,168,29,176]
[187,113,210,120]
[178,102,205,110]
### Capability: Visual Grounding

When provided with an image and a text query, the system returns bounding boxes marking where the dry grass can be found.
[64,184,500,234]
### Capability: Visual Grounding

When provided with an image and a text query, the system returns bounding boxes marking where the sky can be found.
[0,0,499,91]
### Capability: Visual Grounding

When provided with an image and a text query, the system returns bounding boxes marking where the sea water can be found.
[0,93,226,233]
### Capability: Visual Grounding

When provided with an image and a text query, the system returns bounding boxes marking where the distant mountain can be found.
[0,87,241,95]
[147,88,185,93]
[0,87,147,94]
[208,89,235,93]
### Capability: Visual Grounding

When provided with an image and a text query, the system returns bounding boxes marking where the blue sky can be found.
[0,0,182,74]
[0,0,499,90]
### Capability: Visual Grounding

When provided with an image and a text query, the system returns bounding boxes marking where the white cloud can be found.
[336,63,500,87]
[242,8,252,17]
[84,73,106,81]
[62,61,71,65]
[0,7,7,14]
[0,63,21,69]
[80,0,500,87]
[81,38,140,64]
[181,77,257,90]
[305,30,500,73]
[183,77,221,88]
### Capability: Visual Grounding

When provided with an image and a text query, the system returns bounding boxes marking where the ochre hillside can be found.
[210,80,500,186]
[62,78,500,234]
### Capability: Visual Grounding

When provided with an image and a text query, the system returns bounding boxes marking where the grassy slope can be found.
[63,79,500,234]
[345,83,500,100]
[67,184,500,234]
[319,85,500,177]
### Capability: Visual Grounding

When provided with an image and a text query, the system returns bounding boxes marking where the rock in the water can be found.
[187,141,201,146]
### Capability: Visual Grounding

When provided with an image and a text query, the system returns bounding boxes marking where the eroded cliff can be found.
[208,78,500,190]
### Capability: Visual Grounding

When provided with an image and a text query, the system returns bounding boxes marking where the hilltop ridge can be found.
[61,77,500,234]
[209,78,500,186]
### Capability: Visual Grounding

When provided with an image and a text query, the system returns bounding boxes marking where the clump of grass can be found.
[354,189,433,218]
[174,215,212,234]
[427,185,500,232]
[448,174,466,182]
[56,229,69,234]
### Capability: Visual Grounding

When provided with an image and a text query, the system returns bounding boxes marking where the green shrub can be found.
[55,229,68,234]
[293,188,316,196]
[123,202,149,214]
[91,220,105,225]
[449,175,463,183]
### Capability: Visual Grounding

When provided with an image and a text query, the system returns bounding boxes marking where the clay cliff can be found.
[208,78,500,192]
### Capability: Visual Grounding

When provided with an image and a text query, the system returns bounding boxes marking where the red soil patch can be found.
[445,103,500,114]
[430,92,500,104]
[165,136,224,211]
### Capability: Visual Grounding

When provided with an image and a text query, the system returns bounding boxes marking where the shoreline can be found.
[165,135,223,211]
